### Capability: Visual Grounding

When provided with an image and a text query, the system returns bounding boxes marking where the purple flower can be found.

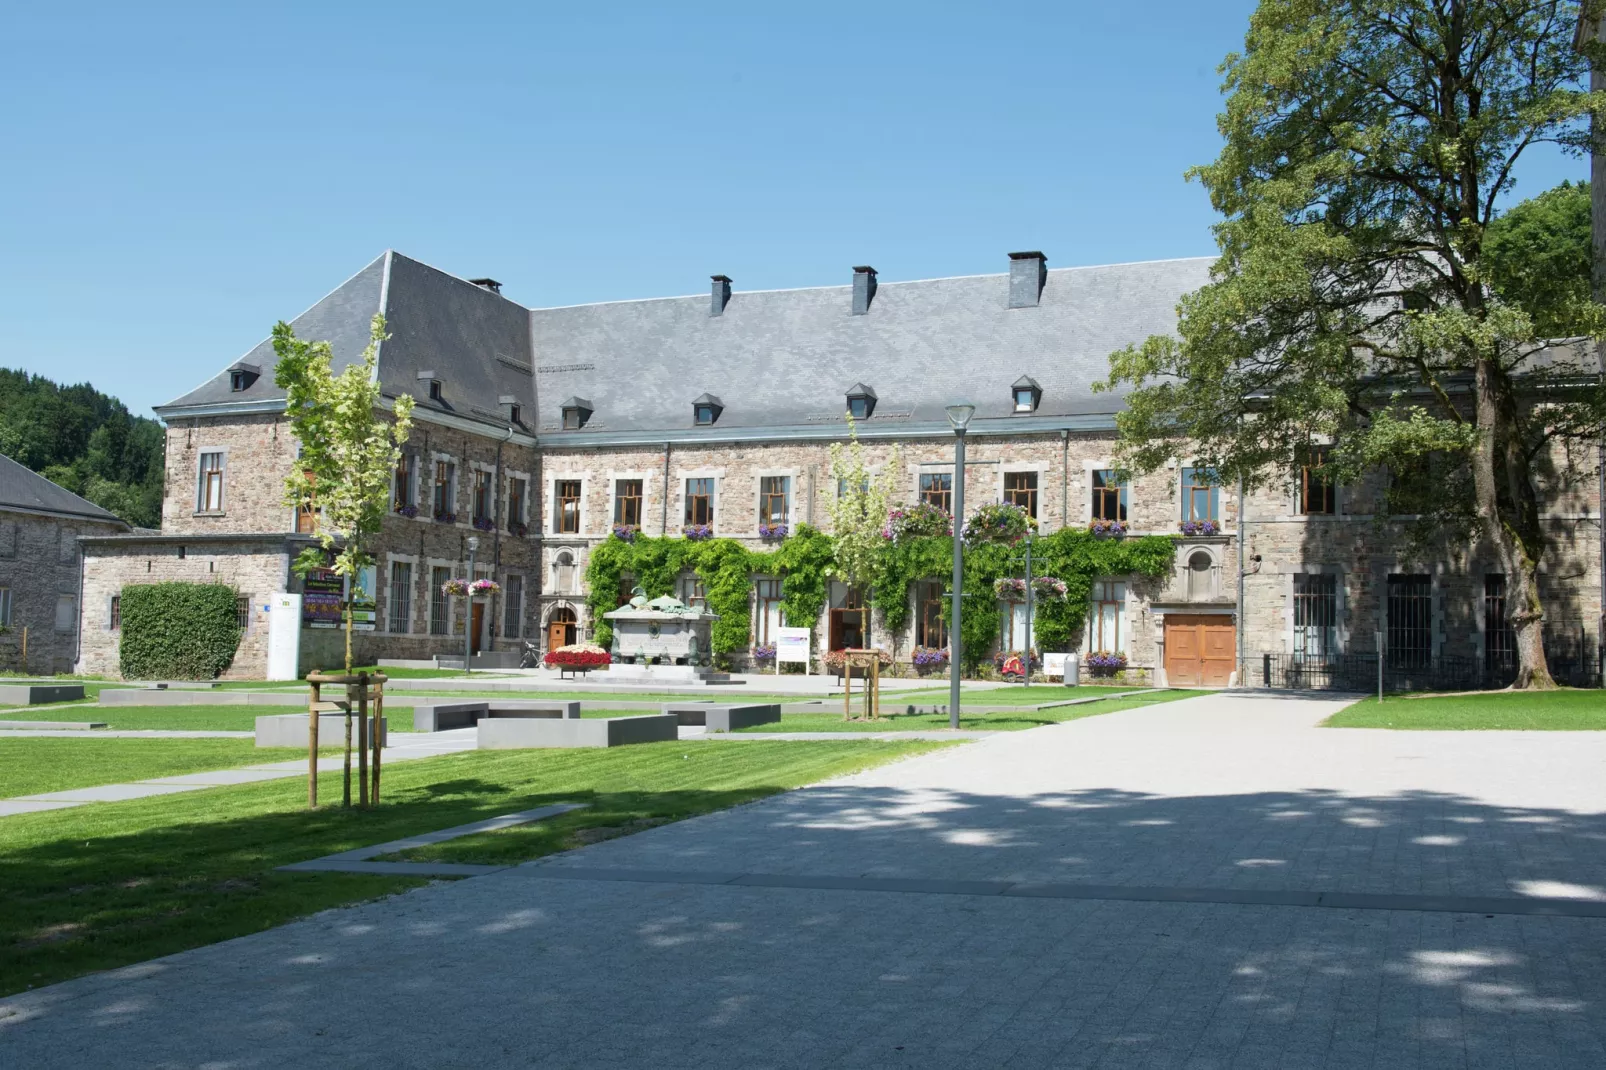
[683,524,714,541]
[1180,519,1220,536]
[434,510,458,524]
[394,503,419,519]
[472,516,495,532]
[612,525,638,542]
[758,522,789,540]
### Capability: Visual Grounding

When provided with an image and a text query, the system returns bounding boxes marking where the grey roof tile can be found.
[0,454,128,525]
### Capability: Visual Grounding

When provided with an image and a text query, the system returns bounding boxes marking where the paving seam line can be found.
[277,802,588,878]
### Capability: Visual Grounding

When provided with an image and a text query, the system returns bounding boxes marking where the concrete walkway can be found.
[4,690,1606,1067]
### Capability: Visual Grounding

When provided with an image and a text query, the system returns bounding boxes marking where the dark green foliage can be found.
[118,583,242,680]
[1484,180,1593,339]
[0,369,164,526]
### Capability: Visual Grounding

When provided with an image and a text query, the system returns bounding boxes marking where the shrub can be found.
[119,582,242,680]
[1086,651,1128,676]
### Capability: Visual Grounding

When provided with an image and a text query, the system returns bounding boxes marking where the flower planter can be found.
[758,523,788,541]
[472,517,495,532]
[394,504,419,519]
[683,524,714,541]
[612,525,638,542]
[434,511,458,524]
[963,502,1035,546]
[1089,519,1126,537]
[1179,520,1220,536]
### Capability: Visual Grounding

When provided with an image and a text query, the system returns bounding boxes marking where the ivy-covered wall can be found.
[118,582,243,680]
[584,524,1175,670]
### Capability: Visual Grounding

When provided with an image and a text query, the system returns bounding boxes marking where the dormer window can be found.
[1011,375,1042,413]
[429,382,443,402]
[230,371,248,392]
[509,404,521,425]
[228,362,260,393]
[692,393,724,426]
[845,383,877,420]
[417,370,442,403]
[559,396,593,430]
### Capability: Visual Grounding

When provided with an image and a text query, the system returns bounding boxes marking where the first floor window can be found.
[430,566,451,635]
[236,595,251,630]
[1298,446,1335,515]
[389,562,412,633]
[1001,601,1036,652]
[296,468,318,534]
[197,452,225,512]
[555,480,581,533]
[108,593,120,631]
[473,470,493,524]
[759,476,790,527]
[755,578,783,646]
[680,572,706,606]
[916,580,947,649]
[1292,574,1337,658]
[504,574,523,638]
[433,461,456,518]
[507,477,527,532]
[685,477,714,528]
[1003,471,1038,519]
[919,472,952,513]
[1085,580,1126,654]
[1484,574,1515,669]
[55,594,76,633]
[1386,573,1432,669]
[614,479,643,527]
[393,454,415,510]
[1181,467,1219,522]
[1092,470,1127,521]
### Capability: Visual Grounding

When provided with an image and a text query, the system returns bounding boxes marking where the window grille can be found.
[1484,574,1515,672]
[108,593,119,631]
[919,473,952,513]
[1086,580,1126,653]
[1386,574,1433,669]
[916,580,947,648]
[1292,574,1338,658]
[389,562,412,633]
[504,574,523,638]
[614,479,643,527]
[507,478,526,531]
[1003,472,1038,519]
[759,476,790,526]
[1298,447,1335,515]
[1092,470,1127,521]
[556,480,581,533]
[197,452,225,512]
[1180,467,1219,522]
[473,470,492,524]
[685,478,714,528]
[430,566,451,635]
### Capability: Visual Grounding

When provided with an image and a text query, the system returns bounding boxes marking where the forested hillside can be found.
[0,370,164,527]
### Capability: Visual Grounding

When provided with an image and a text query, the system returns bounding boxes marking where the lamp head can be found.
[467,536,480,553]
[944,403,975,433]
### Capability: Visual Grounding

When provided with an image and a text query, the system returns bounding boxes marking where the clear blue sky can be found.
[0,1,1585,418]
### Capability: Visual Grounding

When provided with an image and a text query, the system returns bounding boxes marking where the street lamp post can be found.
[464,535,479,675]
[1022,529,1034,688]
[945,404,975,729]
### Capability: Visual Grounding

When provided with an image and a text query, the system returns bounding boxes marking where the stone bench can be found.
[412,701,581,732]
[256,713,388,749]
[0,683,85,706]
[477,713,677,749]
[661,703,782,732]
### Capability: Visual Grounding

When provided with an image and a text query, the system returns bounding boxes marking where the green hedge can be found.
[119,582,243,680]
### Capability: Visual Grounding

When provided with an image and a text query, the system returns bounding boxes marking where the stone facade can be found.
[0,509,127,675]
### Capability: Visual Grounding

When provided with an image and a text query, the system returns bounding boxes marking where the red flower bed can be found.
[544,644,611,669]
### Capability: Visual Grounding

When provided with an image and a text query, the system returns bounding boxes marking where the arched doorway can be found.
[547,606,577,651]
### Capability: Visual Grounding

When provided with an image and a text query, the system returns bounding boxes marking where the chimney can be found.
[852,266,878,315]
[1007,252,1046,308]
[710,275,732,316]
[469,277,503,295]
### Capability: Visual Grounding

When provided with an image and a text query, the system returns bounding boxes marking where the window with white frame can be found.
[555,480,581,534]
[55,594,75,633]
[197,452,225,512]
[759,476,789,528]
[755,578,783,646]
[1180,467,1219,522]
[1085,580,1127,654]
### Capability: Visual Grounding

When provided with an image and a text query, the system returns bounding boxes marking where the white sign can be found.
[1044,653,1067,678]
[266,593,302,681]
[775,627,811,675]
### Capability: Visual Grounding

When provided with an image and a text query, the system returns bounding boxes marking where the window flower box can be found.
[1089,519,1126,537]
[758,522,788,541]
[1180,519,1220,536]
[434,510,458,524]
[992,576,1068,602]
[1085,651,1128,677]
[683,524,714,541]
[472,516,495,532]
[911,646,949,675]
[394,503,419,519]
[544,643,611,676]
[752,643,777,665]
[612,525,638,542]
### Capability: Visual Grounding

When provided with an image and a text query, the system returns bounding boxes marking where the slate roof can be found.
[156,250,1213,441]
[0,453,129,526]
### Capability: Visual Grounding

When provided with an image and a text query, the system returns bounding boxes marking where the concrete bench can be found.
[485,702,581,720]
[661,703,782,732]
[0,683,86,706]
[477,713,677,749]
[411,701,581,732]
[256,713,388,749]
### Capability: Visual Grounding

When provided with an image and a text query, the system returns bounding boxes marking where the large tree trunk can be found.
[1473,357,1556,689]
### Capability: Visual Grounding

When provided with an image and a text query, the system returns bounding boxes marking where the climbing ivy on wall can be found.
[584,523,1174,670]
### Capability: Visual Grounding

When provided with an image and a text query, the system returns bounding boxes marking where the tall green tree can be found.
[274,315,415,672]
[827,417,901,646]
[1102,0,1606,688]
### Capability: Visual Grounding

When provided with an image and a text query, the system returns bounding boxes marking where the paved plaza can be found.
[3,691,1605,1067]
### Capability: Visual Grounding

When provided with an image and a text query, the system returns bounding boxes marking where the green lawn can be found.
[0,739,317,799]
[0,738,945,995]
[1323,688,1606,730]
[737,689,1196,732]
[0,704,391,733]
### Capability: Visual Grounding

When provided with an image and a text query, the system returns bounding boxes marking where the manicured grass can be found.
[869,683,1141,708]
[0,738,946,995]
[737,689,1197,732]
[1323,688,1606,730]
[0,739,313,798]
[0,704,409,733]
[398,689,814,704]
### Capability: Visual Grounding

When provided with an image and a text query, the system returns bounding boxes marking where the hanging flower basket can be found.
[683,524,714,541]
[612,525,638,542]
[1089,519,1127,537]
[1085,651,1128,677]
[963,502,1035,546]
[992,576,1068,602]
[440,578,469,597]
[911,646,950,675]
[508,521,528,538]
[758,522,789,541]
[544,643,611,670]
[752,643,777,665]
[882,502,952,542]
[1180,519,1220,536]
[394,503,419,519]
[472,516,495,532]
[434,510,458,524]
[469,579,501,597]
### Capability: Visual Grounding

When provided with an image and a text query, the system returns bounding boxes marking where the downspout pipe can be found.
[661,442,672,535]
[1060,429,1069,531]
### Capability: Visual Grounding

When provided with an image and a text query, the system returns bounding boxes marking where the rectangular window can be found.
[235,595,251,630]
[1386,573,1433,670]
[919,472,952,513]
[389,562,412,633]
[55,594,76,633]
[295,469,318,534]
[473,470,492,524]
[507,477,527,532]
[197,452,225,512]
[836,477,868,499]
[1092,470,1128,522]
[108,593,119,631]
[755,578,783,646]
[680,572,707,606]
[433,461,456,519]
[430,566,451,636]
[1292,574,1338,659]
[393,454,415,510]
[614,479,643,528]
[685,477,714,528]
[555,480,581,534]
[759,476,790,527]
[1181,467,1220,522]
[916,580,948,649]
[1003,471,1038,519]
[1085,580,1127,654]
[504,574,523,638]
[1484,574,1515,672]
[1298,447,1336,515]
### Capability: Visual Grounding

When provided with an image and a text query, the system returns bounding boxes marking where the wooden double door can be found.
[1164,614,1235,686]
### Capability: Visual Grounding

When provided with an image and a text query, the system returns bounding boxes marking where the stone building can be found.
[0,453,129,674]
[76,248,1604,685]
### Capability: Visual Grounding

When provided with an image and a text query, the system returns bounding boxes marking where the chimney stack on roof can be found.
[1007,252,1046,308]
[469,278,502,295]
[710,275,732,316]
[851,266,878,315]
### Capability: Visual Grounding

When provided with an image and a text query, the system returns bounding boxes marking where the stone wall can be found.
[0,509,127,675]
[162,414,300,534]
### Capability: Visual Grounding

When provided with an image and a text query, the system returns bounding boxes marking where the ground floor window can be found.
[1484,573,1514,669]
[504,574,523,639]
[430,566,451,636]
[1085,580,1127,654]
[1000,600,1037,652]
[915,580,947,649]
[389,562,412,634]
[1292,574,1338,659]
[55,594,76,633]
[108,593,120,631]
[755,578,783,646]
[1386,573,1432,669]
[235,595,251,631]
